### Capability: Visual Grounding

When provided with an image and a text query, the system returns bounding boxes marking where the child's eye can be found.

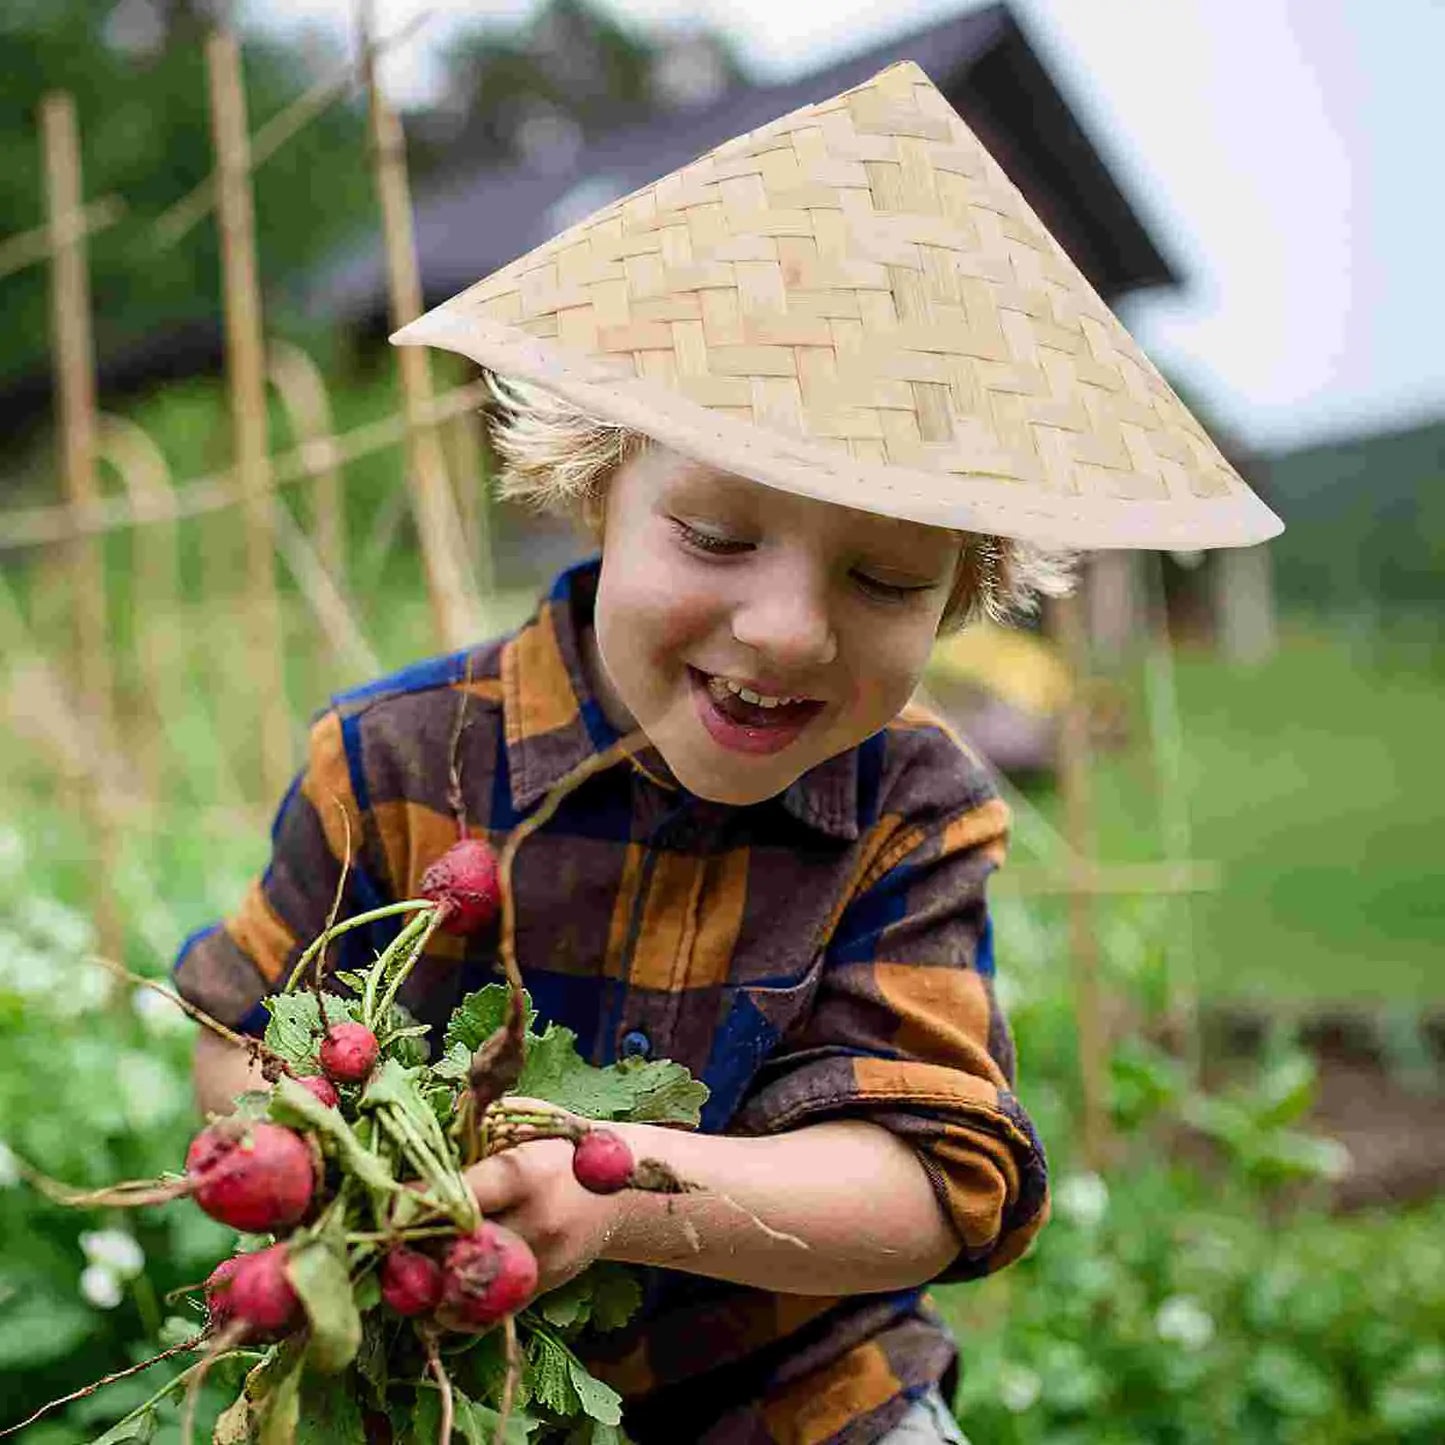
[670,518,749,555]
[853,572,936,603]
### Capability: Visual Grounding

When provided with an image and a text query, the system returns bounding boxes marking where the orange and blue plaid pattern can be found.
[174,558,1048,1444]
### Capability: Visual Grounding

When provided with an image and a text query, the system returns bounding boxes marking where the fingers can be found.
[465,1150,530,1216]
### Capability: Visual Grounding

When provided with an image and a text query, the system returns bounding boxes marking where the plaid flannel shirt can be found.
[174,558,1048,1444]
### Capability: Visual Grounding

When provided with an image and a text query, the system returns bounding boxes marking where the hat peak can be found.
[392,61,1281,550]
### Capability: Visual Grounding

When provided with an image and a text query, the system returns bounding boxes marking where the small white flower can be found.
[0,1140,20,1188]
[998,1363,1042,1413]
[1054,1171,1109,1229]
[1155,1295,1216,1350]
[80,1263,124,1310]
[18,896,94,955]
[0,825,24,877]
[81,1229,145,1280]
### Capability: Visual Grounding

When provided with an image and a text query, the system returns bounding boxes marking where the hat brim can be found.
[394,308,1283,551]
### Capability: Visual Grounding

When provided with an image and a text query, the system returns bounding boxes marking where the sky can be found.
[242,0,1444,457]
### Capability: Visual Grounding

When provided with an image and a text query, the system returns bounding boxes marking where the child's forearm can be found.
[602,1118,960,1295]
[192,1029,269,1117]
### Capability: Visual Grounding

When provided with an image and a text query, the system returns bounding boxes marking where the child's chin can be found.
[667,748,800,807]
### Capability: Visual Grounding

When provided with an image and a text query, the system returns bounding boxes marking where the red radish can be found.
[572,1129,635,1195]
[227,1243,300,1337]
[380,1246,444,1317]
[437,1222,538,1331]
[420,838,501,935]
[298,1074,340,1108]
[203,1255,244,1330]
[319,1022,379,1085]
[185,1121,315,1234]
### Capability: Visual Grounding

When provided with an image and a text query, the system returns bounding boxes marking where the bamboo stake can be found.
[0,379,491,550]
[41,93,113,748]
[443,386,495,596]
[206,28,293,806]
[93,415,258,818]
[96,413,181,801]
[268,498,381,682]
[357,0,482,648]
[1049,592,1111,1171]
[1142,553,1202,1079]
[0,193,125,282]
[152,11,434,250]
[40,91,125,969]
[266,339,348,593]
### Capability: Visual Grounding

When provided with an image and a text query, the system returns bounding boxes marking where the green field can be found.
[1075,616,1444,1007]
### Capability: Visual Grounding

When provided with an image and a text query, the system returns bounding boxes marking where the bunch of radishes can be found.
[12,832,692,1445]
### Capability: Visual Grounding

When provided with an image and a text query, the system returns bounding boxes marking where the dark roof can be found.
[305,2,1177,328]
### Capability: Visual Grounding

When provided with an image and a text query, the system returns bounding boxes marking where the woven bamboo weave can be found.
[394,61,1281,549]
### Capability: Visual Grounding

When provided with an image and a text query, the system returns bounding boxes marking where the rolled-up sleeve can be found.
[172,710,367,1032]
[733,788,1049,1280]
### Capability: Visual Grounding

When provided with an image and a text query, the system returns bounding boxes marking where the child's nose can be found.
[729,565,839,670]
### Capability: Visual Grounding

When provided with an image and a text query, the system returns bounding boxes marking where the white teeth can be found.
[707,674,802,708]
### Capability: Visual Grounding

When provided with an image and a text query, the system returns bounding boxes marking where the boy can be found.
[177,62,1280,1443]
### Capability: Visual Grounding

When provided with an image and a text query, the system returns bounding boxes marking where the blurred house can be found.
[303,3,1178,329]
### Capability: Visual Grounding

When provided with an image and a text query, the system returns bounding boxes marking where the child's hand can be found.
[463,1135,630,1292]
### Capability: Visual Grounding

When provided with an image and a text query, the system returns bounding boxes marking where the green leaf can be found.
[450,1329,510,1406]
[566,1356,623,1428]
[527,1330,581,1416]
[534,1263,641,1337]
[269,1073,402,1199]
[537,1273,594,1331]
[432,1042,474,1082]
[255,1342,307,1445]
[584,1264,644,1334]
[445,985,536,1055]
[263,993,352,1070]
[90,1410,159,1445]
[517,1026,707,1127]
[353,1315,390,1406]
[452,1392,539,1445]
[353,1270,383,1314]
[288,1234,362,1374]
[609,1056,709,1127]
[564,1423,628,1445]
[295,1372,367,1444]
[406,1391,441,1445]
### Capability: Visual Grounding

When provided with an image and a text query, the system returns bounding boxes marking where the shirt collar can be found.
[499,558,860,841]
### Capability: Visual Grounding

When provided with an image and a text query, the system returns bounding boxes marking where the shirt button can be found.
[619,1029,651,1061]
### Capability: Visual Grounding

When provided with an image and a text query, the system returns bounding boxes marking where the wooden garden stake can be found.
[41,93,113,754]
[267,339,348,593]
[96,413,181,802]
[443,383,495,598]
[357,0,482,648]
[1049,592,1112,1171]
[206,27,293,805]
[40,90,124,968]
[1142,552,1202,1080]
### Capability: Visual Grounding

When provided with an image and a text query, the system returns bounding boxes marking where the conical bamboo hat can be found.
[392,61,1282,550]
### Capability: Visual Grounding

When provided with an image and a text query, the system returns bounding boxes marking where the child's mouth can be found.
[688,668,825,756]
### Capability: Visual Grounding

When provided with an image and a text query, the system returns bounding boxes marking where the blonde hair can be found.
[485,373,1074,630]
